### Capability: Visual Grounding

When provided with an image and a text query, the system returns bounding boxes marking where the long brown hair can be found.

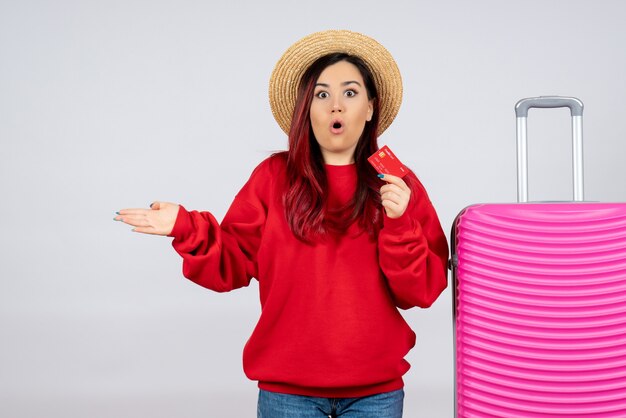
[282,53,384,242]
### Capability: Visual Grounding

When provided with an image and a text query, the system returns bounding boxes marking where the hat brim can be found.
[269,30,403,137]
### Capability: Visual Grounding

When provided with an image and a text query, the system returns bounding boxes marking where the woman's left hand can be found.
[379,174,411,219]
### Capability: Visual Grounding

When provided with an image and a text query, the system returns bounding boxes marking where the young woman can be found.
[115,30,448,418]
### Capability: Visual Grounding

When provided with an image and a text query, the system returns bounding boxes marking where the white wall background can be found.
[2,0,626,417]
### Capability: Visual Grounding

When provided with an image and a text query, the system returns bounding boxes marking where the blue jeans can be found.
[257,389,404,418]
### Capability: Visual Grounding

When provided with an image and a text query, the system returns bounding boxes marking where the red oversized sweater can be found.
[169,153,448,398]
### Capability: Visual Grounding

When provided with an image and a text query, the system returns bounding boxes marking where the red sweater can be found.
[169,154,448,398]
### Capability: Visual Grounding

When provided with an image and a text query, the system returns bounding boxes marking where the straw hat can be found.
[269,30,403,136]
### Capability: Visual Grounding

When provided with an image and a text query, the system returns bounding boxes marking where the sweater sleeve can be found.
[167,159,271,292]
[377,175,449,309]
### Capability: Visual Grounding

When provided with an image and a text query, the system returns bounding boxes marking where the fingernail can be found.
[115,211,120,215]
[113,217,119,221]
[377,174,385,178]
[149,203,153,208]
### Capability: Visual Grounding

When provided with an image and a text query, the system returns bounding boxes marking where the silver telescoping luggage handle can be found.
[514,96,585,203]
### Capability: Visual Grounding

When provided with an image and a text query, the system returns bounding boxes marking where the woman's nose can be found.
[332,99,343,113]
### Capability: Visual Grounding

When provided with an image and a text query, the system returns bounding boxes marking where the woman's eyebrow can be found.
[314,81,362,88]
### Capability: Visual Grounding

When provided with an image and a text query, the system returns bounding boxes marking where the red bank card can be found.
[367,145,408,178]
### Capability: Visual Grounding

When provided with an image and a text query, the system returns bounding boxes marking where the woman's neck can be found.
[321,152,355,166]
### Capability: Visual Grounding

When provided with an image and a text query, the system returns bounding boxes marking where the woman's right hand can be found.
[114,201,180,236]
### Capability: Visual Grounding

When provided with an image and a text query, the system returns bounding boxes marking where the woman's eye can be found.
[316,91,329,99]
[345,90,357,97]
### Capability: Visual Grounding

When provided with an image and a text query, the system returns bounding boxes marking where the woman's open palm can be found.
[115,201,179,236]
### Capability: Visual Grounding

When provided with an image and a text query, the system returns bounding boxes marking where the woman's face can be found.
[309,60,374,165]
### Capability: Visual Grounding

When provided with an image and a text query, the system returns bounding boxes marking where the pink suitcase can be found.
[450,97,626,417]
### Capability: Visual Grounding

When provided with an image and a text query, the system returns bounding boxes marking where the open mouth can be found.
[330,120,344,134]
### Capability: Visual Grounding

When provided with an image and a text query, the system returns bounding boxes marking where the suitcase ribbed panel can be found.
[454,203,626,417]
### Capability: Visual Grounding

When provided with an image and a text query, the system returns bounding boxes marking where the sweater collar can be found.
[324,163,357,178]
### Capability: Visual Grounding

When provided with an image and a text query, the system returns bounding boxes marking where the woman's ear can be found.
[366,99,374,122]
